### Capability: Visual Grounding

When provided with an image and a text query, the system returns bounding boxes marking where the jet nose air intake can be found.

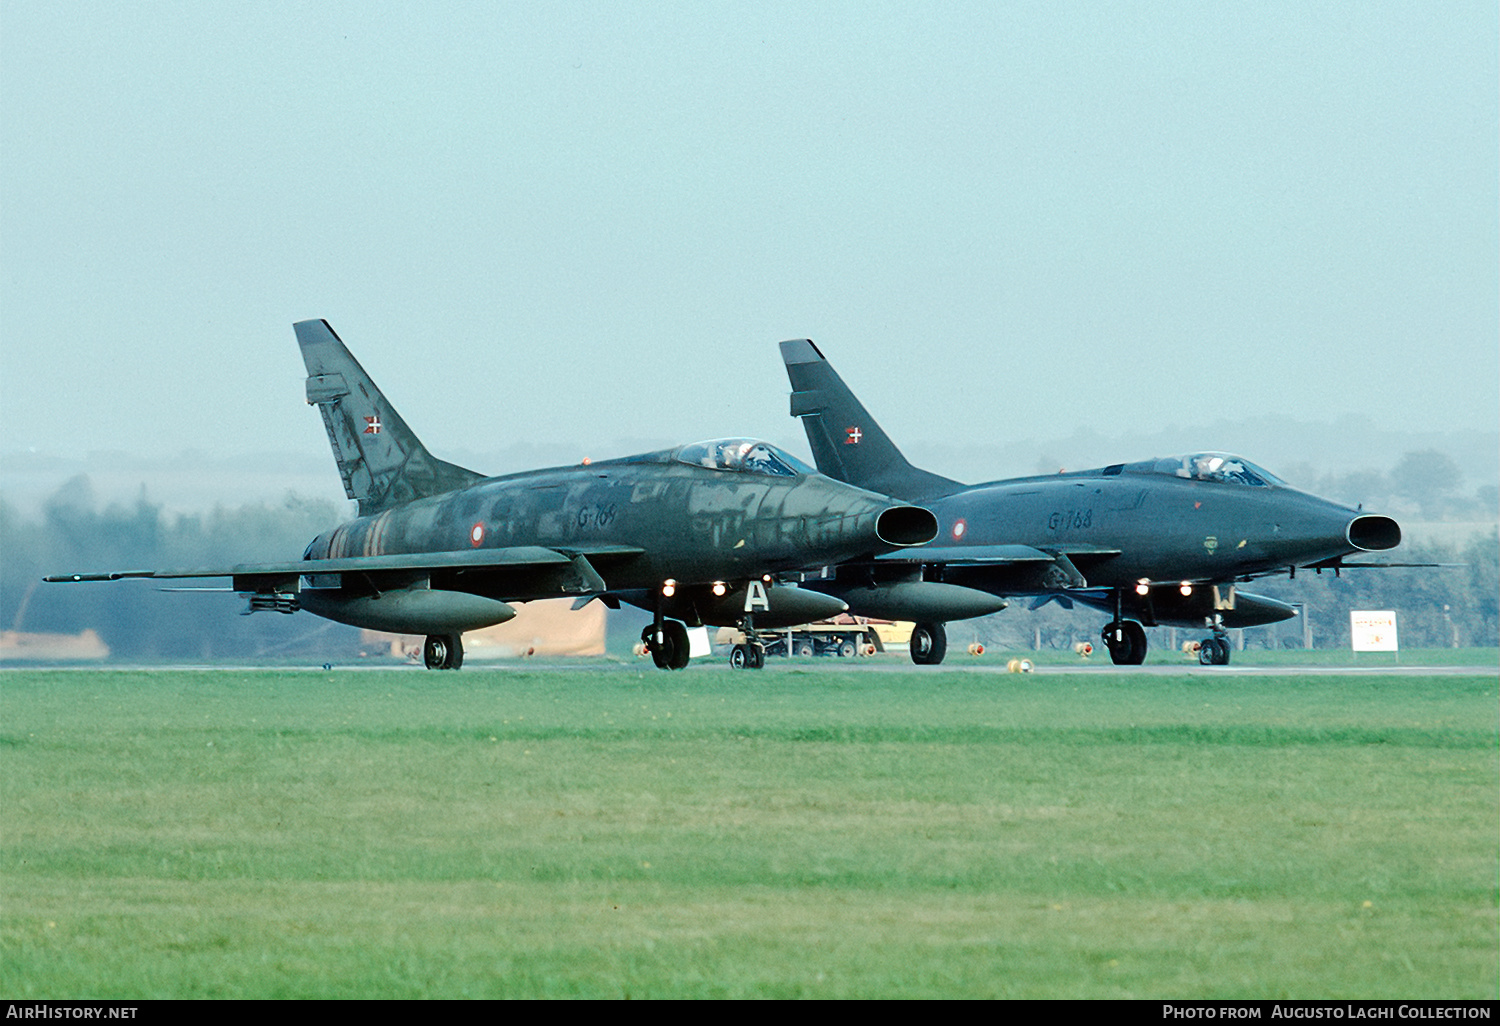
[876,506,940,547]
[1346,514,1401,551]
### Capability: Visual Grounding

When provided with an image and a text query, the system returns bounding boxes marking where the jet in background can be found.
[47,321,938,670]
[779,339,1402,666]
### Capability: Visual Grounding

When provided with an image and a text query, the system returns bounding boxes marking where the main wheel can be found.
[644,621,690,670]
[730,644,751,670]
[662,620,691,670]
[423,633,463,670]
[1103,620,1147,665]
[910,622,948,665]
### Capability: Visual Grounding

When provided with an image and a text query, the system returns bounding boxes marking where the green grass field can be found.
[2,665,1495,998]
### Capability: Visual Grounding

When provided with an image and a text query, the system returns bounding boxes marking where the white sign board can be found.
[1350,610,1398,652]
[687,625,714,659]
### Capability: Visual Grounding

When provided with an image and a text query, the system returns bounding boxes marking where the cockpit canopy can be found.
[676,438,814,477]
[1110,452,1285,487]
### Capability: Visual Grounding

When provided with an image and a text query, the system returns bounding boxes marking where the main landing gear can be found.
[642,621,692,671]
[423,633,464,670]
[1101,619,1147,665]
[909,621,947,665]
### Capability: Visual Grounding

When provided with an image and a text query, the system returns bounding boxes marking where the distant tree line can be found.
[1278,449,1498,522]
[1,477,363,661]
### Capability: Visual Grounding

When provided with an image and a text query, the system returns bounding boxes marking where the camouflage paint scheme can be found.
[47,322,937,670]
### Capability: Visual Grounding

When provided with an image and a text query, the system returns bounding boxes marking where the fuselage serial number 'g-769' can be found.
[576,504,617,530]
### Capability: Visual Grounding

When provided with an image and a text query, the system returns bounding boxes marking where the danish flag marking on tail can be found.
[364,415,382,435]
[845,426,862,445]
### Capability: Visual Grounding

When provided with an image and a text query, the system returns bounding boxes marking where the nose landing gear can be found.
[1197,632,1232,665]
[728,612,767,670]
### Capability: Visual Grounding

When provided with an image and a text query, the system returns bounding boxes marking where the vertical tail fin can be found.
[780,339,963,501]
[295,319,483,515]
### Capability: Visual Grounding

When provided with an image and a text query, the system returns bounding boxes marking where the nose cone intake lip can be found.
[1347,514,1401,551]
[876,505,940,547]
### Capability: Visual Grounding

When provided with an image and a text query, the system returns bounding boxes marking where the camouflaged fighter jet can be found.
[779,339,1404,666]
[45,321,939,670]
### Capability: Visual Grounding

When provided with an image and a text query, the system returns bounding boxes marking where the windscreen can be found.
[1145,452,1285,487]
[675,439,814,477]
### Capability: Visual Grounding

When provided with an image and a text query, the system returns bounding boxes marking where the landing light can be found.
[1135,580,1150,596]
[1179,582,1193,596]
[712,581,727,597]
[662,579,676,597]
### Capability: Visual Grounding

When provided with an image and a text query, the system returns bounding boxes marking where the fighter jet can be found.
[779,339,1403,666]
[46,321,939,670]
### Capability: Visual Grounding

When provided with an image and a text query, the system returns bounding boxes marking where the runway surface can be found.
[9,658,1496,676]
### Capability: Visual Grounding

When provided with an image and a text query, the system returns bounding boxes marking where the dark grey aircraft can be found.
[779,339,1403,666]
[46,321,939,670]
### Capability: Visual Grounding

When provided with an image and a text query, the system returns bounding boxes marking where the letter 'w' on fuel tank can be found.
[295,319,484,515]
[780,339,964,502]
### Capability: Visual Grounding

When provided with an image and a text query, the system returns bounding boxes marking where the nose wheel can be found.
[729,643,765,670]
[1197,634,1232,665]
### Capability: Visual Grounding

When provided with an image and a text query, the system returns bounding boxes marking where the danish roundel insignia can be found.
[952,518,968,541]
[470,522,485,547]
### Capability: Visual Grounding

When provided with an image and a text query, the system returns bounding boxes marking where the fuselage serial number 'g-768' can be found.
[1047,508,1093,531]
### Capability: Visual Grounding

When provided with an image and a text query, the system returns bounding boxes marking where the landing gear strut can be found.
[1102,619,1147,665]
[910,622,947,665]
[423,633,464,670]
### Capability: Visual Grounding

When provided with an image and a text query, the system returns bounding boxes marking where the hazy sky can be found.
[3,2,1496,481]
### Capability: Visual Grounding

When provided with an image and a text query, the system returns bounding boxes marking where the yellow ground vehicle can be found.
[715,615,913,658]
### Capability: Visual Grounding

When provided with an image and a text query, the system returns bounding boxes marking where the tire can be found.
[730,644,750,670]
[423,634,462,670]
[837,640,857,658]
[423,634,448,670]
[794,642,815,658]
[1104,620,1147,665]
[662,620,691,670]
[910,622,948,665]
[1198,636,1230,665]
